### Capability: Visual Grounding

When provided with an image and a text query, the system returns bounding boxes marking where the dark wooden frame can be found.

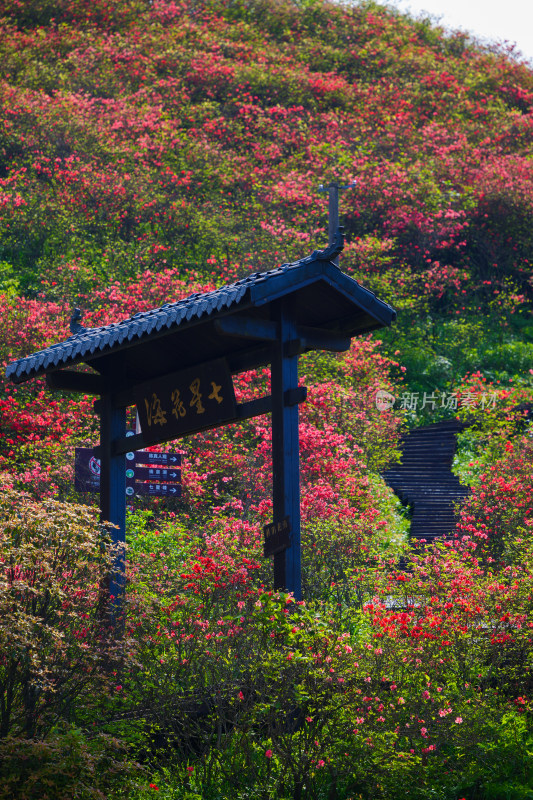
[6,234,396,614]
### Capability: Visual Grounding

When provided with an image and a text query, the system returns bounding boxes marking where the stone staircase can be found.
[382,419,470,542]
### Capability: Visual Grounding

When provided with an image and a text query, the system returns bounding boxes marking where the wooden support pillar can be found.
[271,301,302,599]
[99,394,127,619]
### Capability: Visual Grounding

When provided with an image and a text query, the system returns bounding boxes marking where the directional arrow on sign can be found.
[134,467,181,482]
[134,451,182,467]
[133,482,182,497]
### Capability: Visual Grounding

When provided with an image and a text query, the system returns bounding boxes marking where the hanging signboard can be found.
[134,358,237,446]
[75,447,182,498]
[263,516,291,557]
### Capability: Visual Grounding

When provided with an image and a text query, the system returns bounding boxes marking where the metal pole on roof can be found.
[318,181,356,266]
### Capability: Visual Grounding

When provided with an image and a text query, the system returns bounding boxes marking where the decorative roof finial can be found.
[70,307,85,335]
[309,225,344,263]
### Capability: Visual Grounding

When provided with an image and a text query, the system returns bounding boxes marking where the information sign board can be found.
[75,447,103,493]
[135,358,236,446]
[75,447,181,498]
[263,516,291,557]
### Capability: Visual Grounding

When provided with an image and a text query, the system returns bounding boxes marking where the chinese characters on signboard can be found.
[263,516,291,557]
[135,358,237,446]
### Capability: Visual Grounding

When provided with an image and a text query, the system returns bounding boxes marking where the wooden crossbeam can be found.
[103,392,304,457]
[215,315,351,354]
[46,370,106,394]
[214,316,277,341]
[286,327,351,356]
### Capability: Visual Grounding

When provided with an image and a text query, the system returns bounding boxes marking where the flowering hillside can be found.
[1,0,533,304]
[1,0,533,397]
[0,1,532,798]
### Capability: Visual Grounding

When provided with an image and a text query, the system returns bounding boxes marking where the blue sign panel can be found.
[75,447,182,498]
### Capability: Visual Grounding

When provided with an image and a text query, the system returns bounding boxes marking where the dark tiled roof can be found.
[8,281,248,383]
[6,234,396,385]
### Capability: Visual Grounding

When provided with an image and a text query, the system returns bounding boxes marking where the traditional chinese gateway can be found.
[6,230,395,609]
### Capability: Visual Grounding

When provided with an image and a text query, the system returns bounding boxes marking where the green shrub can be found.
[0,725,141,800]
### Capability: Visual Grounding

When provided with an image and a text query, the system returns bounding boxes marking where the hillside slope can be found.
[1,0,533,407]
[0,0,532,300]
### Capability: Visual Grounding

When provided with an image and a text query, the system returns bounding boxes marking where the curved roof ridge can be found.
[6,234,396,386]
